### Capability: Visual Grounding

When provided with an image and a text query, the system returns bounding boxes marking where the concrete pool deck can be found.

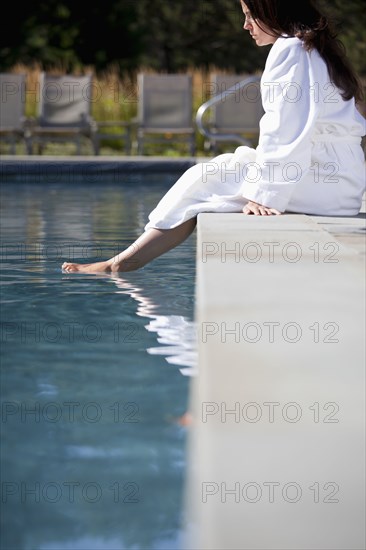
[2,155,365,547]
[185,205,366,549]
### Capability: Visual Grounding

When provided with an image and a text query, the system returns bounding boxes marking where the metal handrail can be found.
[195,75,261,146]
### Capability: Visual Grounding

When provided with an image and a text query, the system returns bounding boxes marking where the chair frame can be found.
[136,74,196,156]
[0,73,32,154]
[28,72,99,155]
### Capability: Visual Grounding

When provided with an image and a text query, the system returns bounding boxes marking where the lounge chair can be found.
[28,73,98,155]
[136,74,196,155]
[0,73,31,154]
[196,73,264,153]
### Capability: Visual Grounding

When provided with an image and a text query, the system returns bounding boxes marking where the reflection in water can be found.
[1,180,196,549]
[110,274,198,377]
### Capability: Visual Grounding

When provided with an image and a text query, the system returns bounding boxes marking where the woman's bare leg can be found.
[61,218,197,273]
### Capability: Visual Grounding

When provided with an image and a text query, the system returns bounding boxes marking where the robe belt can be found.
[311,134,362,143]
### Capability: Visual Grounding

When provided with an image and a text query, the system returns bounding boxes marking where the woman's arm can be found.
[241,37,322,213]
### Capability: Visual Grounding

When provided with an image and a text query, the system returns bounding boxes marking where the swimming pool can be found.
[1,176,197,549]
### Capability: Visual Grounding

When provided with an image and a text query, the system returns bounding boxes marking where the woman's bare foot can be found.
[61,260,113,273]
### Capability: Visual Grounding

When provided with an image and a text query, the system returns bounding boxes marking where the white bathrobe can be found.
[145,36,366,230]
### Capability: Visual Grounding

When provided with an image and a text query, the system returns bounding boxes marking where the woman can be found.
[62,0,365,274]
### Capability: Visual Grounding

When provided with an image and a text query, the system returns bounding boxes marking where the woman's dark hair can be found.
[243,0,363,102]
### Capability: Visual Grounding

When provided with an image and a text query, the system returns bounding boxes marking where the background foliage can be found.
[1,0,365,77]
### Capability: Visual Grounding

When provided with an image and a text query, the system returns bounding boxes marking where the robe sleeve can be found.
[242,37,321,212]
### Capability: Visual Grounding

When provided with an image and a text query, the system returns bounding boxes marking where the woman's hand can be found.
[242,200,282,216]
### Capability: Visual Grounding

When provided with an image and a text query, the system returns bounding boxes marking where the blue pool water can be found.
[0,177,197,550]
